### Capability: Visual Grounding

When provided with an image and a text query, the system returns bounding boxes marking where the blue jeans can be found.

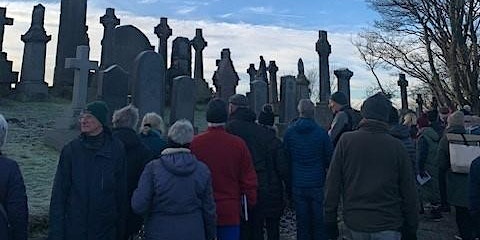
[349,229,401,240]
[218,225,240,240]
[293,187,326,240]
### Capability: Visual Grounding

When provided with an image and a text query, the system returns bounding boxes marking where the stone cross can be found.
[100,8,120,69]
[191,28,207,80]
[268,61,279,103]
[416,94,424,116]
[247,64,257,83]
[316,30,331,103]
[397,73,408,111]
[65,46,99,114]
[0,7,14,52]
[154,17,172,71]
[334,68,353,105]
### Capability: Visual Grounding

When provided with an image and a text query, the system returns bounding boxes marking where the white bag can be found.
[447,133,480,174]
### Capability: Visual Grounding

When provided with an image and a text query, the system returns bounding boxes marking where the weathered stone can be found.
[398,73,408,111]
[334,68,353,105]
[416,94,424,116]
[0,7,14,52]
[0,7,16,96]
[247,64,257,83]
[154,17,172,72]
[296,58,310,103]
[168,37,192,84]
[191,28,210,103]
[315,30,331,103]
[99,8,120,69]
[97,65,129,124]
[314,102,332,130]
[268,60,279,104]
[212,48,239,102]
[251,80,268,116]
[170,76,195,125]
[280,75,297,123]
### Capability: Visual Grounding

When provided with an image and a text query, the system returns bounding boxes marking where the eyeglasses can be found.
[78,113,95,121]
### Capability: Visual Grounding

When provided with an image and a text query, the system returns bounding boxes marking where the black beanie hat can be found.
[85,101,109,126]
[388,106,400,124]
[330,91,348,105]
[258,104,274,126]
[206,98,228,123]
[360,92,392,122]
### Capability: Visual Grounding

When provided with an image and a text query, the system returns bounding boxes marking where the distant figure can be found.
[328,91,360,146]
[191,99,257,240]
[0,114,28,240]
[427,109,445,137]
[139,112,167,157]
[132,119,216,240]
[403,112,418,141]
[49,101,128,240]
[325,93,418,240]
[112,105,154,240]
[284,99,333,240]
[388,106,416,174]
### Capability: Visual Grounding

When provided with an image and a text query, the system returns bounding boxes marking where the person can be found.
[325,93,418,240]
[328,91,360,146]
[388,106,416,174]
[49,101,127,240]
[416,112,442,219]
[403,112,418,141]
[438,111,476,239]
[139,112,167,157]
[253,104,290,240]
[191,99,258,240]
[111,105,154,239]
[132,119,216,240]
[427,109,445,137]
[0,114,28,240]
[469,157,480,237]
[283,99,333,240]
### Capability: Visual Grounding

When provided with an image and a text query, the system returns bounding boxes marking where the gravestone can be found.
[268,60,279,104]
[17,4,51,101]
[416,94,424,117]
[212,48,239,102]
[398,73,408,111]
[296,58,310,103]
[97,65,129,124]
[316,30,331,103]
[131,50,165,119]
[168,37,192,87]
[154,17,172,71]
[170,76,195,125]
[52,0,88,96]
[256,56,268,83]
[99,8,120,69]
[247,64,257,83]
[191,28,211,103]
[334,68,353,105]
[0,7,17,96]
[252,80,268,116]
[280,75,297,123]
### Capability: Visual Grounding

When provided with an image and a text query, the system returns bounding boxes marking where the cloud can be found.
[176,6,198,15]
[137,0,159,4]
[218,12,234,18]
[243,6,303,19]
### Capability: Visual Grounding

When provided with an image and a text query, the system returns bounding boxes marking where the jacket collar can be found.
[358,119,390,133]
[161,148,191,155]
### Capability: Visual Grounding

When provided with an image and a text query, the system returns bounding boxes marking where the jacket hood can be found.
[389,123,410,140]
[358,119,389,133]
[112,127,142,148]
[292,118,317,134]
[445,125,466,134]
[419,127,441,142]
[160,148,197,176]
[230,107,256,123]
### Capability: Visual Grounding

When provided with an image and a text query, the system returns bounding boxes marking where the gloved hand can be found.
[325,221,339,240]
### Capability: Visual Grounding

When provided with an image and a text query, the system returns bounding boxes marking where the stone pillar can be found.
[99,8,120,69]
[416,94,424,117]
[267,60,278,103]
[251,80,268,116]
[17,4,52,100]
[0,7,14,52]
[154,17,172,71]
[398,73,408,111]
[280,75,297,123]
[334,68,353,105]
[315,30,331,103]
[191,28,207,80]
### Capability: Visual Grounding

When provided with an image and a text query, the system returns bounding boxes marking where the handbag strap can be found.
[460,133,468,145]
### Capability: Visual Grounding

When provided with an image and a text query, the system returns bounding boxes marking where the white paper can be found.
[416,172,431,185]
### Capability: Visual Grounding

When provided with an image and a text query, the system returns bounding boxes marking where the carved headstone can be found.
[296,58,310,103]
[170,76,195,125]
[334,68,353,105]
[168,37,192,81]
[398,73,408,111]
[268,61,279,104]
[0,7,16,96]
[280,75,297,123]
[154,17,172,71]
[97,65,129,124]
[212,48,239,102]
[316,30,331,103]
[252,80,268,116]
[132,50,165,119]
[99,8,120,69]
[17,4,51,100]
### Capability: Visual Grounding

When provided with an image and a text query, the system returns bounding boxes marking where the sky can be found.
[1,0,406,107]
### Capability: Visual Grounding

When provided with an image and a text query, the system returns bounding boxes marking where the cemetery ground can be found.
[2,98,458,240]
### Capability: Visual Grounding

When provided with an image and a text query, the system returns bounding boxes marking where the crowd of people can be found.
[0,91,480,240]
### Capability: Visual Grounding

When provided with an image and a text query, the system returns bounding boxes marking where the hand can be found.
[326,221,339,240]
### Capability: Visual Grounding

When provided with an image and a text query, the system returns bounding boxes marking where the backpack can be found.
[343,107,363,131]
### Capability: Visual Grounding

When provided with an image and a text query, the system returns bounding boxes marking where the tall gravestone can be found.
[191,28,211,103]
[0,7,17,96]
[398,73,408,111]
[170,76,195,125]
[256,56,268,83]
[252,80,268,116]
[280,75,297,123]
[168,37,192,83]
[212,48,239,102]
[52,0,88,96]
[97,65,129,124]
[99,8,120,69]
[17,4,51,100]
[132,50,165,119]
[154,17,172,72]
[296,58,310,103]
[334,68,353,105]
[268,61,279,104]
[316,30,331,103]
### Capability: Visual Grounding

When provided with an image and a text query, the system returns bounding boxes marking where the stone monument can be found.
[191,28,211,103]
[170,76,196,125]
[267,60,279,104]
[315,30,333,129]
[0,7,17,96]
[296,58,310,102]
[167,37,192,97]
[280,75,297,123]
[99,8,120,69]
[154,17,172,72]
[212,48,239,102]
[416,94,424,116]
[334,68,353,105]
[398,73,408,111]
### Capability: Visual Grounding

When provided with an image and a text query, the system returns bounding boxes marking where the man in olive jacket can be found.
[325,93,418,240]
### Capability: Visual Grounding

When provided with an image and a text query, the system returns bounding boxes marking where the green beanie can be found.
[85,101,109,126]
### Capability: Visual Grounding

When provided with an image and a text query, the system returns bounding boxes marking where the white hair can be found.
[140,112,165,134]
[168,119,194,145]
[0,114,8,149]
[112,104,139,129]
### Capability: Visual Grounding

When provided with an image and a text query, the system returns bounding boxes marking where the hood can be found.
[445,125,466,134]
[230,107,256,123]
[389,123,410,140]
[419,127,441,142]
[112,127,142,148]
[160,148,197,176]
[358,119,389,133]
[292,118,317,134]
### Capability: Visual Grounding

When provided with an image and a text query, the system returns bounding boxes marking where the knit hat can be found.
[360,93,392,122]
[228,94,249,107]
[85,101,109,126]
[447,111,464,127]
[330,91,348,105]
[206,98,228,123]
[258,104,274,126]
[417,114,430,128]
[388,106,400,125]
[168,119,194,145]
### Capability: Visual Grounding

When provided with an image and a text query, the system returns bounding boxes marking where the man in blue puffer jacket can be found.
[283,99,333,240]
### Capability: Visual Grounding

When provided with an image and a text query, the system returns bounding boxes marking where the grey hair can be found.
[140,112,165,134]
[168,119,194,145]
[112,104,139,129]
[0,114,7,149]
[298,99,315,118]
